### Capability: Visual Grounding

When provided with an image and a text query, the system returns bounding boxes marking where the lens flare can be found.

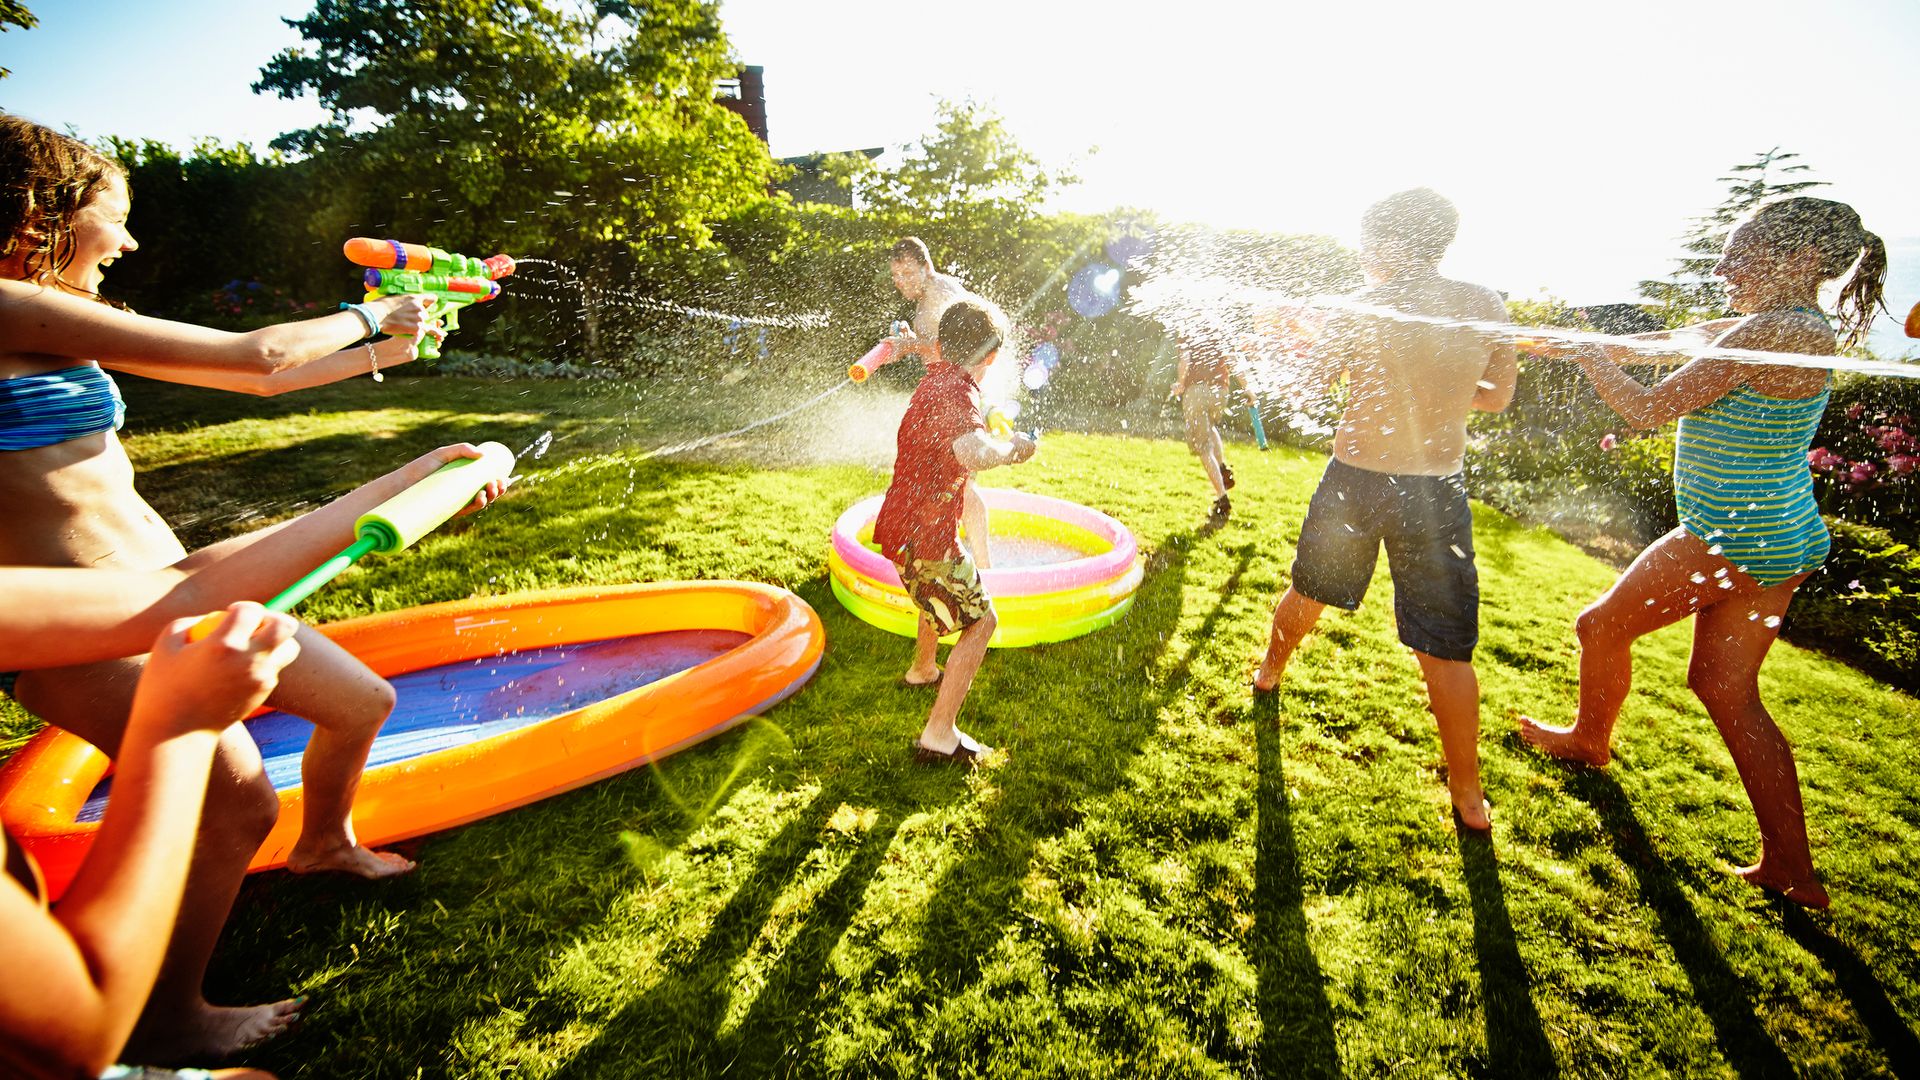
[1068,262,1123,318]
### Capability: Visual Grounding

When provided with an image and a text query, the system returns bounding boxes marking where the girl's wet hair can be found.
[938,298,1007,368]
[1747,196,1888,349]
[0,113,126,291]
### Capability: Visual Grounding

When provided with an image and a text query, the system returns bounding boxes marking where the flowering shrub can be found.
[1785,517,1920,694]
[1810,376,1920,535]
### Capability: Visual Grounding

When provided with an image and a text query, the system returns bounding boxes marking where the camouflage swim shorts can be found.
[894,543,994,635]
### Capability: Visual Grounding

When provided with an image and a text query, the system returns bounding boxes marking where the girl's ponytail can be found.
[1834,230,1887,350]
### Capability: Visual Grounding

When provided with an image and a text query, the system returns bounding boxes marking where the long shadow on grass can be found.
[1456,830,1559,1077]
[1778,906,1920,1079]
[898,533,1235,1000]
[550,799,906,1078]
[1566,771,1798,1079]
[222,774,731,1079]
[1250,692,1343,1079]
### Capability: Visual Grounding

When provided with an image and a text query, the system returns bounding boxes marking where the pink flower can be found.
[1599,433,1618,451]
[1807,447,1843,471]
[1888,454,1915,475]
[1849,462,1877,484]
[1847,403,1866,420]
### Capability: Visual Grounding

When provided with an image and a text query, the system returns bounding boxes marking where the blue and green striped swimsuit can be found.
[1673,376,1831,587]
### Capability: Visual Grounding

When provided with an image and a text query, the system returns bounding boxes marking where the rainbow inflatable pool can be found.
[829,488,1140,647]
[0,581,823,901]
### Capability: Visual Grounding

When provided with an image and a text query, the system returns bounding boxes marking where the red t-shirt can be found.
[873,362,983,562]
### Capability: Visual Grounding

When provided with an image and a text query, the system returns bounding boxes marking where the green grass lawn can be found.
[7,373,1919,1078]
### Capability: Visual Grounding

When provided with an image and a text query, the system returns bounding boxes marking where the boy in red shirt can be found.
[873,299,1036,765]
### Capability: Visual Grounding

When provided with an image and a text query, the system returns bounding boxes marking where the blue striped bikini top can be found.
[0,364,126,451]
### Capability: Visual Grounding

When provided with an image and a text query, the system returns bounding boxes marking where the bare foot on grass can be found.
[128,996,304,1064]
[1251,657,1282,694]
[288,841,416,878]
[901,664,942,687]
[1734,862,1830,909]
[1451,794,1493,833]
[1516,715,1611,768]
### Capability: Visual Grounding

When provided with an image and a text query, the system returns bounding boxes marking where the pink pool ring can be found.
[828,487,1140,647]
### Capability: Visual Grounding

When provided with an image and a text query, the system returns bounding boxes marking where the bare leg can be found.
[1253,587,1326,692]
[12,662,302,1062]
[1519,527,1730,766]
[1185,411,1227,497]
[1415,651,1490,830]
[962,483,991,569]
[271,626,413,878]
[903,611,942,685]
[917,609,998,754]
[1689,580,1828,907]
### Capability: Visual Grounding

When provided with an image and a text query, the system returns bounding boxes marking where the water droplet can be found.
[1449,544,1466,559]
[1747,611,1759,621]
[1763,615,1781,628]
[1713,567,1728,578]
[1708,544,1724,556]
[1689,572,1707,584]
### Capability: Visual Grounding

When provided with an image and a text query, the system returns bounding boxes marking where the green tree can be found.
[1638,147,1826,323]
[0,0,37,79]
[254,0,780,297]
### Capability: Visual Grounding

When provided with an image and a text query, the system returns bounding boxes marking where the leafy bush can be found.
[1784,517,1920,693]
[1809,372,1920,537]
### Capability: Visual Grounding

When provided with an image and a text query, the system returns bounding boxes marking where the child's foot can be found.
[1221,463,1236,490]
[913,729,990,767]
[1251,655,1282,694]
[1734,861,1830,909]
[901,664,943,687]
[127,996,305,1063]
[288,840,416,879]
[1209,494,1232,523]
[1450,790,1493,833]
[1516,715,1611,768]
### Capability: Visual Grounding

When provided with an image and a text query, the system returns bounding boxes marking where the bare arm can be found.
[1472,295,1518,413]
[1571,313,1829,429]
[0,607,297,1078]
[0,444,501,671]
[0,281,433,396]
[952,430,1035,473]
[1574,354,1745,430]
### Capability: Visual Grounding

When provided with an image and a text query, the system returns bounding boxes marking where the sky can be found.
[4,0,1916,349]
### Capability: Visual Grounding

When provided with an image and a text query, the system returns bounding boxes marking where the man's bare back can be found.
[1322,268,1514,476]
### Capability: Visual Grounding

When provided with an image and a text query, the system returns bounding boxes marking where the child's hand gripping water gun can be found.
[849,321,912,382]
[186,443,516,640]
[344,238,517,361]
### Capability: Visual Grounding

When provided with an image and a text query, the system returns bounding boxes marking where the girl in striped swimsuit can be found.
[1519,198,1888,909]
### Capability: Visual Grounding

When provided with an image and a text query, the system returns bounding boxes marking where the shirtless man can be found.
[887,237,971,352]
[884,240,995,687]
[1251,188,1517,831]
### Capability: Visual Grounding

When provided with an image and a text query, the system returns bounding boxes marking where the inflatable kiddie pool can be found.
[0,581,823,901]
[829,487,1140,647]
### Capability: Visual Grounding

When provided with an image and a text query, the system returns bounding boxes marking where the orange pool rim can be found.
[0,580,825,901]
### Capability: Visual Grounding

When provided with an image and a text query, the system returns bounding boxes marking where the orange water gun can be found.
[343,238,516,361]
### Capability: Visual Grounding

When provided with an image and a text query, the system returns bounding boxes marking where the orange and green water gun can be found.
[344,238,517,361]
